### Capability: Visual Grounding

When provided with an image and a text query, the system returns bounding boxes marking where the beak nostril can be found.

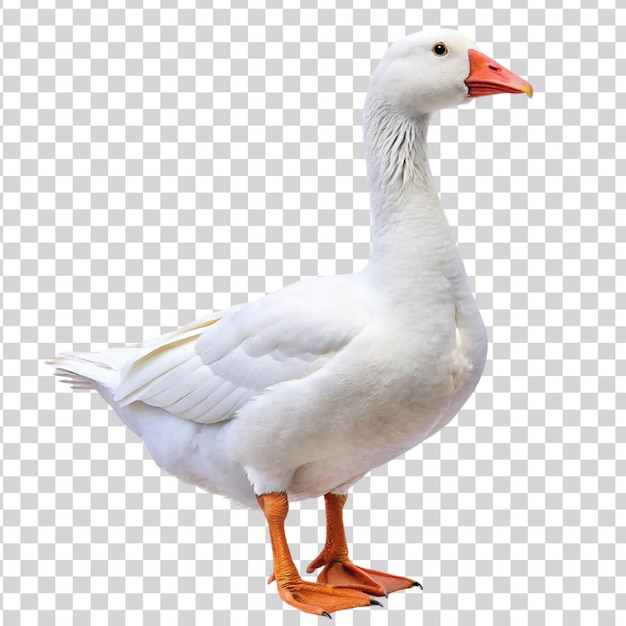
[488,64,501,72]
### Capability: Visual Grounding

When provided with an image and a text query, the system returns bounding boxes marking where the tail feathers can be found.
[47,348,135,391]
[52,367,97,390]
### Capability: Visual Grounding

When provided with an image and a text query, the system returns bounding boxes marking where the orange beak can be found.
[465,49,533,98]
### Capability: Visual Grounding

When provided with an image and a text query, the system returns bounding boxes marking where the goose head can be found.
[367,28,533,117]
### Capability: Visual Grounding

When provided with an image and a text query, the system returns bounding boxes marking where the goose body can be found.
[49,29,531,614]
[52,258,485,508]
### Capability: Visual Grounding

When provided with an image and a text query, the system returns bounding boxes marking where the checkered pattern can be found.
[2,2,624,625]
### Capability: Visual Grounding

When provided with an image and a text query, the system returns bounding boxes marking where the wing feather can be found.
[178,383,251,423]
[124,356,201,403]
[160,376,224,414]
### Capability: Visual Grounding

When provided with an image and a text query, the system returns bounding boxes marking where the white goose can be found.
[49,29,532,616]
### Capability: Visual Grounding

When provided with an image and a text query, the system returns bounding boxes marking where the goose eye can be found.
[432,42,448,56]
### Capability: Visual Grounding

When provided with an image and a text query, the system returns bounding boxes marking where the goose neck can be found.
[363,97,448,277]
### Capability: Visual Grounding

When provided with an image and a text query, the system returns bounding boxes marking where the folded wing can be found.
[113,279,371,425]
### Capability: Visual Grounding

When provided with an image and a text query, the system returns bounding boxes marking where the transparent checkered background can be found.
[2,2,624,625]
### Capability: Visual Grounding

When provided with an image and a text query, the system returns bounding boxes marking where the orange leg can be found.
[306,493,422,596]
[257,493,382,616]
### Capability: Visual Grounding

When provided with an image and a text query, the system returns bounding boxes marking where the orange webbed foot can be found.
[308,555,420,596]
[277,579,382,617]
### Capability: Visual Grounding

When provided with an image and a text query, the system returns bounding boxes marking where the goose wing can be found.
[113,277,371,425]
